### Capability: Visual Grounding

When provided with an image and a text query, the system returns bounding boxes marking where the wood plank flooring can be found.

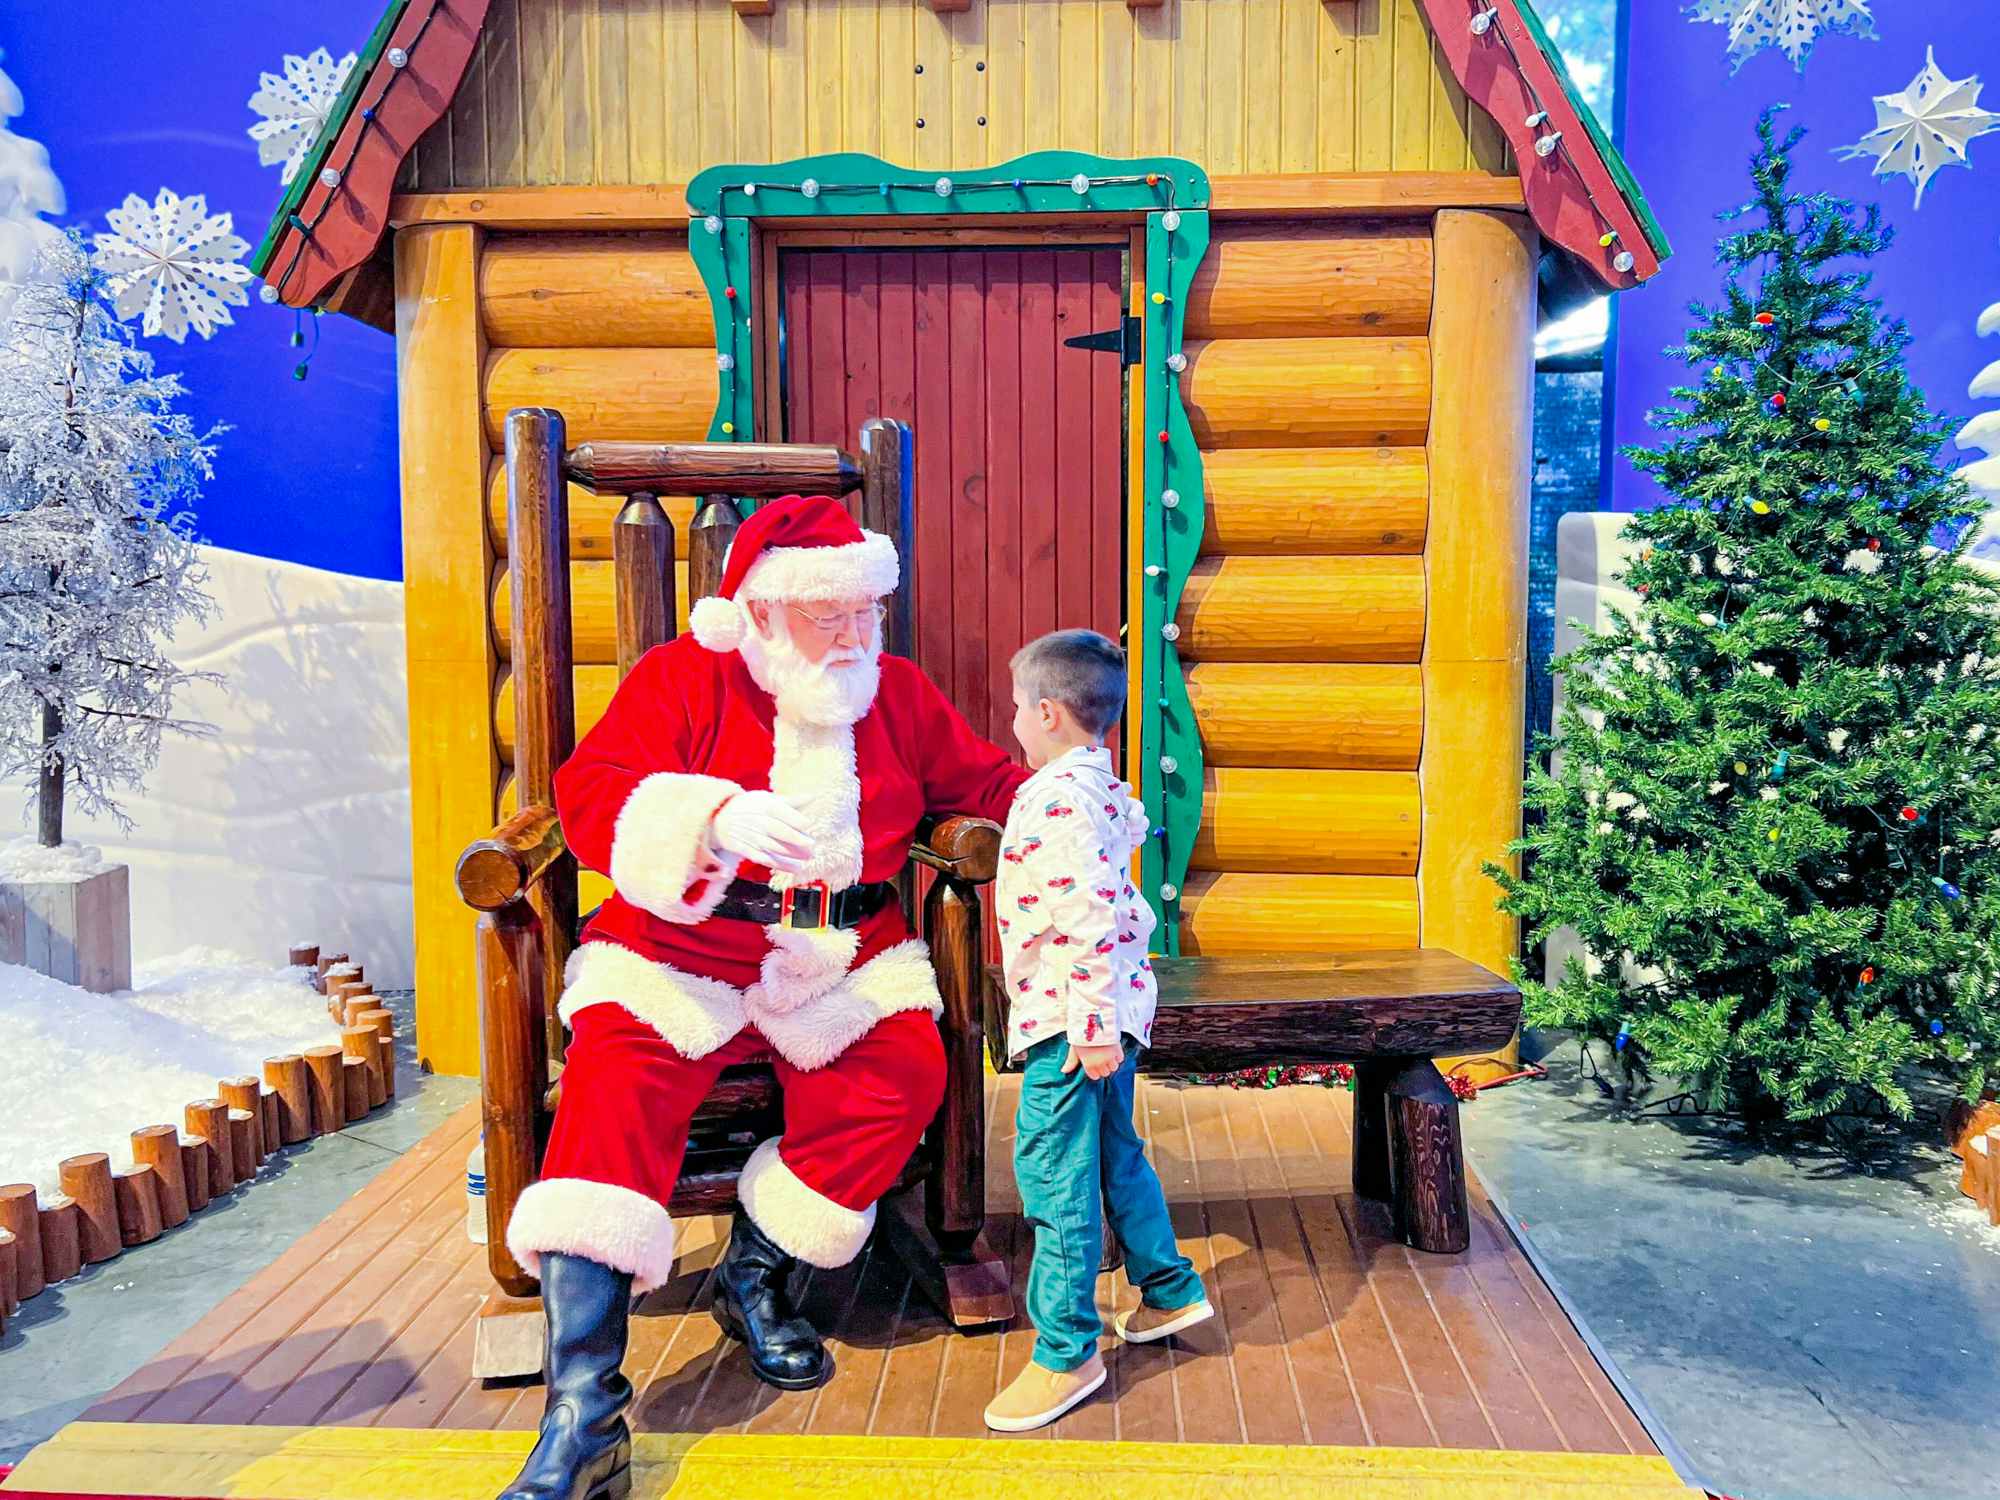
[85,1080,1655,1456]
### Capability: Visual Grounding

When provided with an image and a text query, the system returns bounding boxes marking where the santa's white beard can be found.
[738,611,882,728]
[735,610,878,1011]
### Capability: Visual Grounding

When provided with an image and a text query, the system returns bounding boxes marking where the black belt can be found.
[713,877,898,931]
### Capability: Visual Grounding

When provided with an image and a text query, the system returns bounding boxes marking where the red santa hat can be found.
[688,494,901,653]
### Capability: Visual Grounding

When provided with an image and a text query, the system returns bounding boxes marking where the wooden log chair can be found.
[984,952,1521,1256]
[457,410,1008,1377]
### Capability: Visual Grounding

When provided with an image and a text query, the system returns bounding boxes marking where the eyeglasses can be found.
[786,601,887,635]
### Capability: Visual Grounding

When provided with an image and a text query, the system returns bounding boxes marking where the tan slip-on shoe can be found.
[983,1353,1107,1432]
[1113,1297,1215,1344]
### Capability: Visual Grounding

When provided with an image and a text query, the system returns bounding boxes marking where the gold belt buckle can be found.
[780,880,832,931]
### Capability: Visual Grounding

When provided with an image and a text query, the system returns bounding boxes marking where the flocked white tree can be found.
[0,233,218,846]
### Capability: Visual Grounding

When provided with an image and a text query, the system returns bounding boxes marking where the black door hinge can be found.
[1064,314,1143,366]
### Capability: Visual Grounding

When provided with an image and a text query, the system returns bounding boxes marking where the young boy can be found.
[983,629,1213,1433]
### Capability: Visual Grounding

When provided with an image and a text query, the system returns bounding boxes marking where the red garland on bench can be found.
[1183,1062,1482,1102]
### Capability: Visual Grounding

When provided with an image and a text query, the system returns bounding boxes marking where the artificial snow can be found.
[0,835,112,883]
[0,545,416,986]
[0,946,335,1202]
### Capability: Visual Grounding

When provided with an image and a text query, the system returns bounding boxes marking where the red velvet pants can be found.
[510,1000,945,1285]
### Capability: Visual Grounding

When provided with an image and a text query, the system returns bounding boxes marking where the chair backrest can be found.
[500,409,915,1059]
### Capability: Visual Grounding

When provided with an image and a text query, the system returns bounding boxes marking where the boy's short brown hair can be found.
[1010,630,1127,738]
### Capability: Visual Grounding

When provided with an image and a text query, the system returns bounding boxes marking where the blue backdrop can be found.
[2,1,403,579]
[1610,1,2000,511]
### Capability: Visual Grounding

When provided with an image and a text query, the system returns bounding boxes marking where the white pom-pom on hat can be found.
[690,594,747,651]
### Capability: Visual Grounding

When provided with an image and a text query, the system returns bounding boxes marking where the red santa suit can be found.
[506,497,1028,1293]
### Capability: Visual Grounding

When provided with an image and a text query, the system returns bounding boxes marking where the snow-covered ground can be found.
[0,947,336,1201]
[0,545,415,986]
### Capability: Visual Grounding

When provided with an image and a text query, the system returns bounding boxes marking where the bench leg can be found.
[1351,1059,1394,1201]
[1386,1059,1470,1254]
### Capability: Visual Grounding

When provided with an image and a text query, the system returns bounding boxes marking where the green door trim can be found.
[685,150,1210,951]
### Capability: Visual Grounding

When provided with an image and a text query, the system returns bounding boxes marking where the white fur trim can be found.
[739,531,899,606]
[757,924,862,1013]
[507,1176,678,1293]
[736,1137,876,1269]
[690,594,746,652]
[560,941,746,1060]
[608,772,742,922]
[747,937,941,1073]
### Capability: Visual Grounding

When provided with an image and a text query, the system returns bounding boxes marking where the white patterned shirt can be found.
[997,745,1159,1058]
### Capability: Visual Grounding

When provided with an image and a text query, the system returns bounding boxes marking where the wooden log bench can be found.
[984,948,1520,1255]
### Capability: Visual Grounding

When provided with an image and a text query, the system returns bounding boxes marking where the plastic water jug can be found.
[467,1136,488,1244]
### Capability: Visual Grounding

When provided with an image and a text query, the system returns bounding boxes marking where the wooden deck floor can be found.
[84,1079,1656,1456]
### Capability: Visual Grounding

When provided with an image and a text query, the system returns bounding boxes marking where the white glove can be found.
[712,791,815,875]
[1121,789,1151,843]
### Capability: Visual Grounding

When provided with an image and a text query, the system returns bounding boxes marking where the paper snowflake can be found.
[247,47,357,185]
[1684,0,1875,73]
[91,189,252,343]
[1836,49,2000,208]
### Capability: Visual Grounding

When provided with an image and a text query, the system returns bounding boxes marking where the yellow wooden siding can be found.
[402,0,1506,190]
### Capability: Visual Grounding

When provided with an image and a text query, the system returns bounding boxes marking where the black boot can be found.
[497,1253,634,1500]
[711,1207,830,1390]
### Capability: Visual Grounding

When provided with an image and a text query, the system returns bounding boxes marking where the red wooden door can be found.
[779,247,1127,752]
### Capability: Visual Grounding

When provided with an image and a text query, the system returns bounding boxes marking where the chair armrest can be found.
[911,815,1001,885]
[457,805,569,911]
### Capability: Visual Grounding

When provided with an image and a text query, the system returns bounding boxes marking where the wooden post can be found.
[357,1008,398,1097]
[39,1196,81,1284]
[112,1166,164,1246]
[687,494,741,605]
[185,1100,233,1192]
[1386,1059,1471,1254]
[343,1024,387,1109]
[340,988,379,1027]
[0,1183,47,1299]
[1351,1058,1394,1201]
[180,1140,211,1212]
[922,875,985,1249]
[304,1046,347,1133]
[130,1126,189,1228]
[343,1055,373,1120]
[228,1111,258,1181]
[325,965,362,1017]
[612,491,678,679]
[397,220,495,1080]
[507,405,580,1074]
[264,1055,312,1144]
[288,942,320,970]
[259,1089,281,1156]
[858,419,913,659]
[1421,209,1535,1085]
[57,1154,120,1264]
[314,951,350,997]
[219,1077,265,1165]
[478,902,549,1296]
[0,1226,16,1317]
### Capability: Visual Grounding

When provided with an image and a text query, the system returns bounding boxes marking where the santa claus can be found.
[498,494,1030,1500]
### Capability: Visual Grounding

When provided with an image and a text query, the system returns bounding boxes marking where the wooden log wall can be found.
[402,0,1509,195]
[1175,219,1433,955]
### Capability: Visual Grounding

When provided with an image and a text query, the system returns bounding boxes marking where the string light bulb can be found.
[716,353,735,372]
[1535,131,1563,158]
[1525,110,1549,128]
[800,178,821,199]
[1613,250,1636,273]
[1161,622,1180,641]
[743,182,758,197]
[319,166,341,189]
[1160,883,1179,901]
[935,176,954,196]
[1070,173,1091,195]
[1166,351,1187,373]
[704,214,723,234]
[258,284,279,305]
[1471,7,1499,35]
[720,421,735,435]
[386,46,409,68]
[1161,208,1182,231]
[1160,756,1178,775]
[1161,489,1180,510]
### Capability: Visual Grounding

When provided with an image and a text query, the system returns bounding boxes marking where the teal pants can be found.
[1014,1035,1205,1372]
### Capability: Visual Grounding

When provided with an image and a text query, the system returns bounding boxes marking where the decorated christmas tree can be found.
[1494,109,2000,1123]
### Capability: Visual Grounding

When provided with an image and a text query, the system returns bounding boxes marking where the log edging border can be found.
[0,943,402,1331]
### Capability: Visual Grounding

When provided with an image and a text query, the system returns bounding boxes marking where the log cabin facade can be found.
[253,0,1665,1077]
